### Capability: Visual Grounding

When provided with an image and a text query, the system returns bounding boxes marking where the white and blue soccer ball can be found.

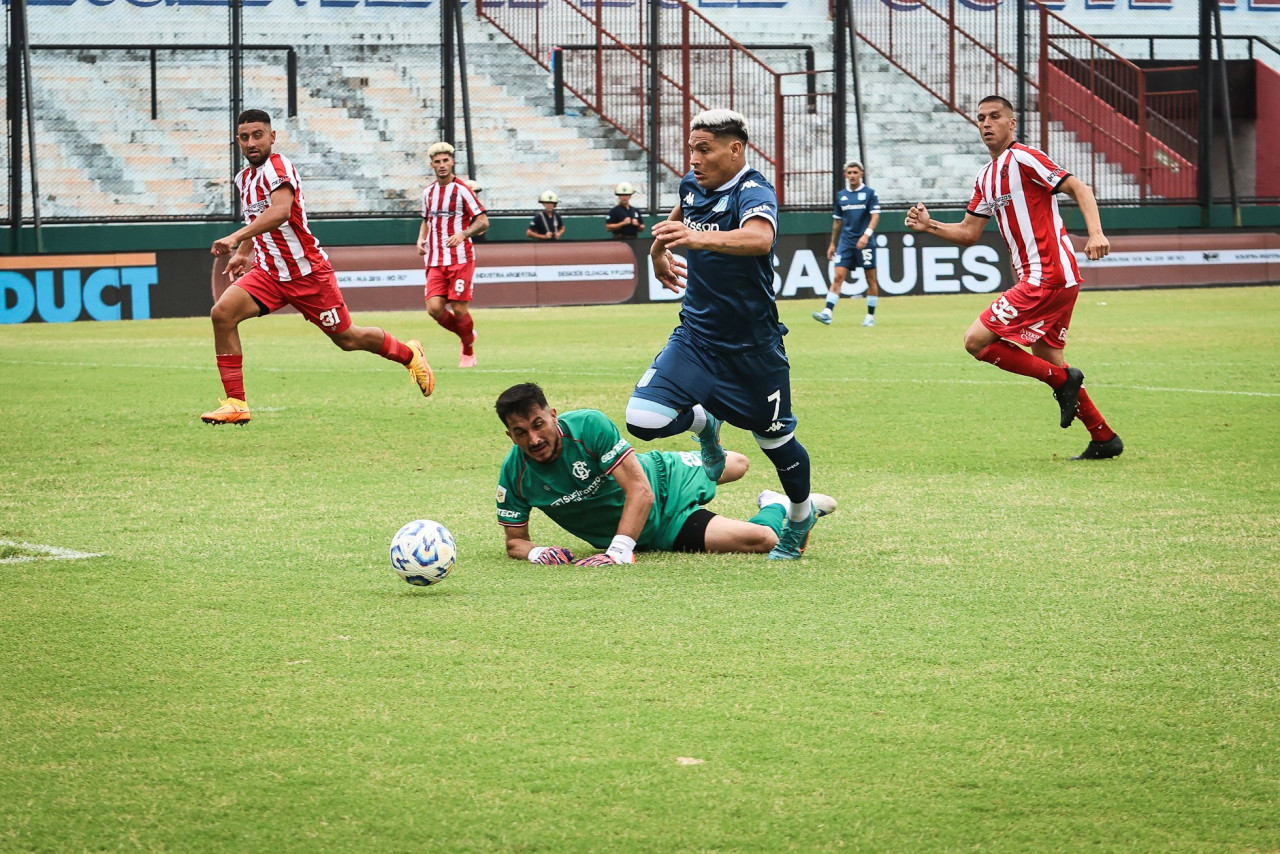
[389,519,456,586]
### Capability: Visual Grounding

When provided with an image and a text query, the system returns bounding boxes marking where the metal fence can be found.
[855,0,1199,203]
[5,0,450,225]
[3,0,1266,226]
[477,0,835,207]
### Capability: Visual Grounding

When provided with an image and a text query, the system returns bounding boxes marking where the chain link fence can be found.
[4,0,1277,224]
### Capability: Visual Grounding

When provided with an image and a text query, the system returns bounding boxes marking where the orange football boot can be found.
[406,340,435,396]
[201,398,251,425]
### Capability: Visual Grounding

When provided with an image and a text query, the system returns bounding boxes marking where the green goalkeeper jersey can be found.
[495,409,715,550]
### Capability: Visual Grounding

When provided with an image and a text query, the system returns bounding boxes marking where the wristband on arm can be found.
[604,534,636,564]
[573,535,638,567]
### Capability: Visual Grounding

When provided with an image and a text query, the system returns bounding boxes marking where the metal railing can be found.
[855,0,1199,203]
[1099,33,1280,65]
[550,42,816,117]
[31,43,298,121]
[475,0,832,206]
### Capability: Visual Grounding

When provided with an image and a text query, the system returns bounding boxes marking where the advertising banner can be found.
[0,250,210,324]
[4,231,1277,324]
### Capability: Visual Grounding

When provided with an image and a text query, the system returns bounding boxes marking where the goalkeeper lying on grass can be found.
[494,382,836,566]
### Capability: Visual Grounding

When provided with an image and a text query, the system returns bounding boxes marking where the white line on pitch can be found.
[2,360,1277,397]
[812,376,1280,397]
[0,540,104,564]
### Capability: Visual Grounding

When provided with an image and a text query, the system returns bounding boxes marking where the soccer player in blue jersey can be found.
[814,160,881,327]
[623,109,828,561]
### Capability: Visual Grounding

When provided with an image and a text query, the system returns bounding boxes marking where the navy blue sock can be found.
[759,438,811,506]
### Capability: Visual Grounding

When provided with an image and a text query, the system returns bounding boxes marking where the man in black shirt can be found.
[605,182,645,240]
[527,191,566,241]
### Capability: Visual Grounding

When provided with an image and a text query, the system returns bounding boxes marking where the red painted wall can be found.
[1044,65,1197,200]
[1257,61,1280,199]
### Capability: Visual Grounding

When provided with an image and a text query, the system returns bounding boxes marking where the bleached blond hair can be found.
[427,141,455,158]
[690,109,749,143]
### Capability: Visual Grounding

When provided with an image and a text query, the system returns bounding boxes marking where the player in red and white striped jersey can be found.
[416,142,489,368]
[905,95,1123,460]
[202,109,435,425]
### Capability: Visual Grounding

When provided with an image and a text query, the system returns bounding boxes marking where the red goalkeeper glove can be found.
[527,547,574,565]
[573,553,629,567]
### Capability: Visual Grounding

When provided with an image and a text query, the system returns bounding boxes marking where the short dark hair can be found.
[978,95,1015,113]
[237,108,272,127]
[495,382,549,425]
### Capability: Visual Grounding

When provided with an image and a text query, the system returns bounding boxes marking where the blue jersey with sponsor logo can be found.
[676,166,780,352]
[833,183,881,252]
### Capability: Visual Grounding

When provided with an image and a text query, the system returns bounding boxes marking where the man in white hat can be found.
[605,182,645,240]
[527,191,565,240]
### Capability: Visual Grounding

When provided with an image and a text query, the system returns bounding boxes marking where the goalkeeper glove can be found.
[574,553,626,567]
[573,535,637,566]
[528,547,574,565]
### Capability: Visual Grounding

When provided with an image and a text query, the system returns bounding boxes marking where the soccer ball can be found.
[389,519,456,586]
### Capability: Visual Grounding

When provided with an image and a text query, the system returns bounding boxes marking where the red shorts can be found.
[235,265,352,334]
[979,280,1079,349]
[425,260,476,303]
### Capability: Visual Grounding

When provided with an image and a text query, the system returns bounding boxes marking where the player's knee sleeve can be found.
[626,397,687,440]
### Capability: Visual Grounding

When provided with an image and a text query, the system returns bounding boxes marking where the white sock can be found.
[689,405,708,435]
[787,497,812,522]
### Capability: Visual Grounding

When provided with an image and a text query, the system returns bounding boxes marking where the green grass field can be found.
[2,286,1277,852]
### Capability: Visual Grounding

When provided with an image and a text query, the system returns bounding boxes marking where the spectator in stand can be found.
[527,191,566,241]
[605,182,645,240]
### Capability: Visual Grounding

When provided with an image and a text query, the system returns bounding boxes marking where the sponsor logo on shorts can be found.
[497,508,522,520]
[496,485,507,502]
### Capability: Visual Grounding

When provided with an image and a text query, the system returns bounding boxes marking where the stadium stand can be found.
[15,14,1140,220]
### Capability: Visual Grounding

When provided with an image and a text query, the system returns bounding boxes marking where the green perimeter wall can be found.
[3,206,1279,255]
